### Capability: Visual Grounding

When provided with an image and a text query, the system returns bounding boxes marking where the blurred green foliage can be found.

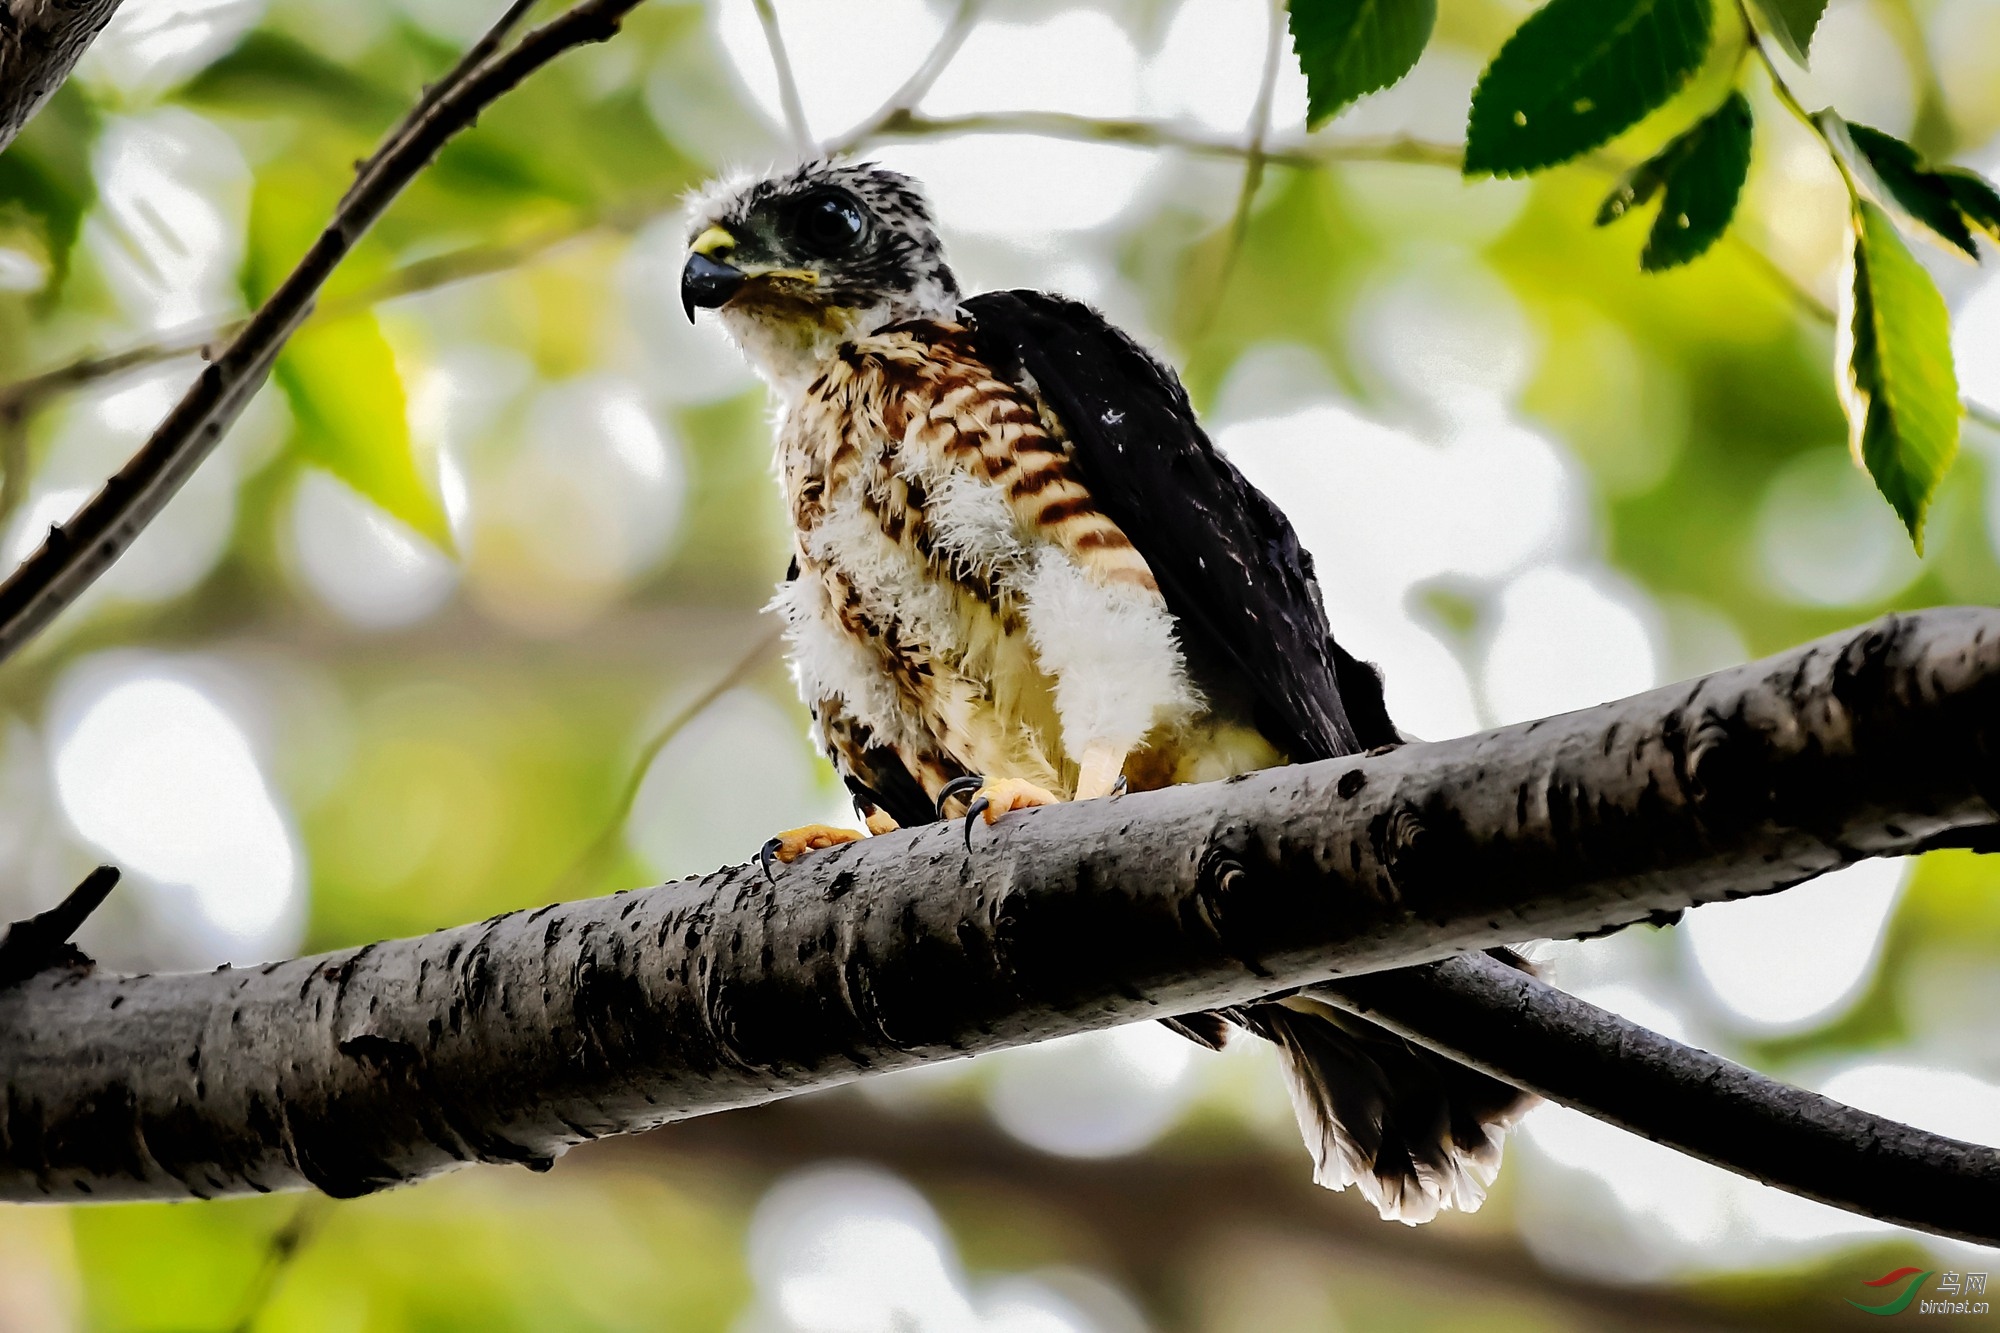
[0,0,1997,1328]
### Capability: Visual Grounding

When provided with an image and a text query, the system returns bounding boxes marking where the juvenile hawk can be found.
[682,160,1532,1222]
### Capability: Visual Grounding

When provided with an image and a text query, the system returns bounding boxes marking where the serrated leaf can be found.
[1839,201,1960,550]
[1747,0,1827,65]
[1937,167,2000,244]
[1289,0,1437,129]
[1597,92,1751,269]
[276,313,454,553]
[1833,117,1980,259]
[1465,0,1714,178]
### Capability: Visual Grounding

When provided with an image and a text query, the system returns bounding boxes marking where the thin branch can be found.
[1328,953,1998,1245]
[0,0,651,667]
[749,0,815,157]
[0,396,27,530]
[1196,0,1286,334]
[548,626,782,898]
[0,865,119,986]
[0,200,663,423]
[2,609,1997,1244]
[223,1197,334,1333]
[860,107,1464,170]
[823,0,984,157]
[0,0,126,154]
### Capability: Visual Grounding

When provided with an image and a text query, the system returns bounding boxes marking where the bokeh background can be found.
[1,0,1999,1327]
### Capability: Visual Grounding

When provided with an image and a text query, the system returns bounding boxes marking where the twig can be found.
[860,108,1465,170]
[1725,230,1838,324]
[0,397,27,530]
[547,627,782,898]
[0,0,650,667]
[749,0,815,157]
[223,1196,334,1333]
[824,0,985,157]
[1196,0,1286,334]
[0,200,663,424]
[0,866,119,986]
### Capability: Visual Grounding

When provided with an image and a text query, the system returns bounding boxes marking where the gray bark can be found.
[0,0,125,155]
[1,609,1997,1238]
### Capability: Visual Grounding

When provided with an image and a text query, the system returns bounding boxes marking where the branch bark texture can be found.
[1,610,1996,1231]
[0,0,124,154]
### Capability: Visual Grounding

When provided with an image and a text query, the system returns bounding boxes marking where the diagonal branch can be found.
[0,0,650,666]
[823,0,984,157]
[1,609,1996,1245]
[1327,953,1997,1244]
[0,0,126,154]
[749,0,814,157]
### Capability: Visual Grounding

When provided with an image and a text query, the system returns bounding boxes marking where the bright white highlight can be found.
[1482,565,1659,726]
[742,1166,1133,1332]
[85,110,249,332]
[626,689,848,884]
[80,0,267,100]
[1819,1062,2000,1149]
[1219,392,1575,740]
[1685,858,1909,1034]
[985,1021,1198,1158]
[51,666,300,948]
[289,471,457,629]
[716,0,941,139]
[1755,449,1923,607]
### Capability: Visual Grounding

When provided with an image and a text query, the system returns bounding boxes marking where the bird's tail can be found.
[1189,957,1537,1224]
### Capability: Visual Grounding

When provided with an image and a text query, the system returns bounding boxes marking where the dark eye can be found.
[796,192,865,256]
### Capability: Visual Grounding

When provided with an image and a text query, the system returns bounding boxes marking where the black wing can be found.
[962,289,1393,761]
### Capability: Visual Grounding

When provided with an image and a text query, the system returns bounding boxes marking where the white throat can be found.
[717,273,960,397]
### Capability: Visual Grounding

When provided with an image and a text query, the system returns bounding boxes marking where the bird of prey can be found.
[681,160,1533,1223]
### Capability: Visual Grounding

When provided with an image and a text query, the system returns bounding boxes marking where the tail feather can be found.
[1213,956,1538,1224]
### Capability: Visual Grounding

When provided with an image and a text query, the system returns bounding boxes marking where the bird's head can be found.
[681,161,961,386]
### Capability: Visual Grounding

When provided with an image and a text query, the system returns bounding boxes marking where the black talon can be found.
[1109,774,1129,799]
[936,773,984,821]
[759,837,783,884]
[963,796,989,851]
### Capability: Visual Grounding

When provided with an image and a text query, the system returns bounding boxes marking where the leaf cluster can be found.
[1288,0,2000,547]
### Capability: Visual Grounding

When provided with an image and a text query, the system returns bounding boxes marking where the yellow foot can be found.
[935,775,1061,851]
[759,823,863,881]
[971,778,1061,822]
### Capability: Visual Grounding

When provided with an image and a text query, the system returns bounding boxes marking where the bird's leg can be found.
[1074,742,1130,801]
[935,772,1061,851]
[759,824,864,882]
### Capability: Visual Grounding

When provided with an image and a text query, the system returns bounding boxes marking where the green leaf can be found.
[1289,0,1437,129]
[276,313,455,553]
[179,31,404,129]
[1464,0,1714,178]
[1937,166,2000,244]
[1747,0,1827,65]
[1597,91,1751,270]
[1833,118,1980,258]
[0,83,98,298]
[1840,201,1961,550]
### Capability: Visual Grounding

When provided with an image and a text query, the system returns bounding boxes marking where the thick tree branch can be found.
[1,610,1997,1237]
[0,0,647,665]
[0,0,124,154]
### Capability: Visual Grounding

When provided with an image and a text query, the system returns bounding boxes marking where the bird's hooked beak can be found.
[680,224,820,322]
[682,226,746,322]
